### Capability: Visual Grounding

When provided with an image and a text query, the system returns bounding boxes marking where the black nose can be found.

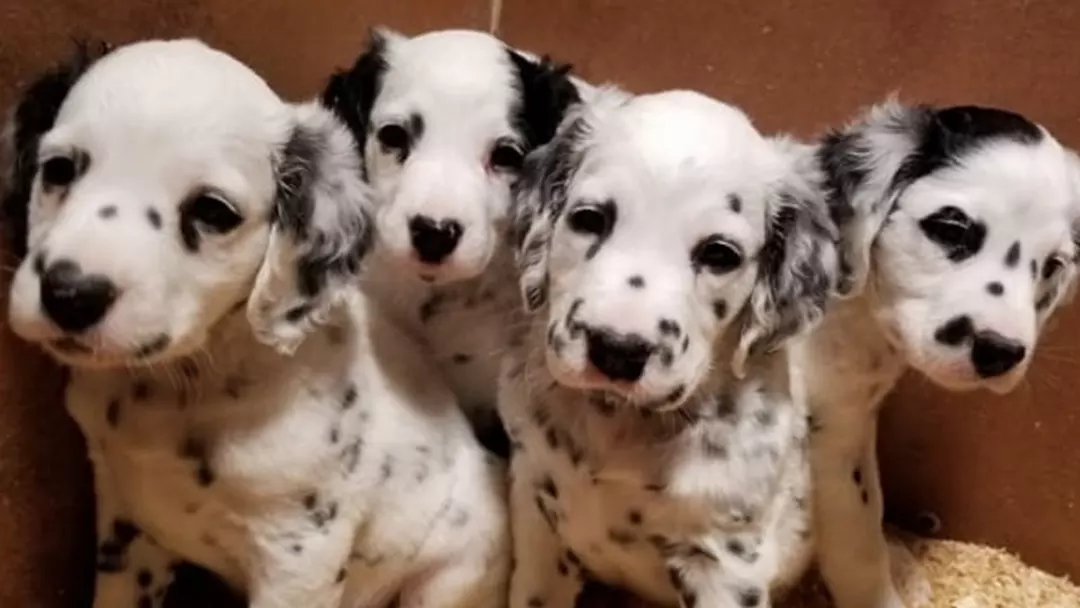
[971,331,1027,378]
[40,259,118,333]
[409,216,463,264]
[586,329,653,382]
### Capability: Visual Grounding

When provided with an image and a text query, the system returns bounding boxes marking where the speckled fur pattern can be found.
[803,101,1080,608]
[3,39,509,608]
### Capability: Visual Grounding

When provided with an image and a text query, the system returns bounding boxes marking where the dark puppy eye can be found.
[1042,255,1067,280]
[376,124,410,150]
[918,206,983,259]
[41,156,77,188]
[490,141,524,171]
[692,236,743,274]
[567,202,615,237]
[186,194,242,233]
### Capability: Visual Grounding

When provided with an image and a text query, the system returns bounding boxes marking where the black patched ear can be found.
[320,28,393,166]
[506,50,581,149]
[248,102,375,354]
[1,39,112,258]
[734,137,840,377]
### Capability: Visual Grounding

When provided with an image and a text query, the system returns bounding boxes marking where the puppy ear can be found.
[734,137,840,377]
[247,102,374,354]
[1,39,112,258]
[506,50,581,149]
[320,28,395,165]
[817,99,928,297]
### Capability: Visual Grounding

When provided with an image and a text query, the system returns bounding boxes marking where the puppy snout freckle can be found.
[933,315,974,347]
[971,331,1026,378]
[40,259,119,333]
[585,328,653,382]
[408,215,463,264]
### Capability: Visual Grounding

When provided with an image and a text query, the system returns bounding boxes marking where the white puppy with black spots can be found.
[321,29,582,454]
[499,87,841,608]
[2,39,507,608]
[804,101,1080,608]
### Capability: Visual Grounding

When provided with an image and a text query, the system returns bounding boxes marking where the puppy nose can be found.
[40,259,118,333]
[585,329,653,382]
[408,215,463,264]
[971,331,1027,378]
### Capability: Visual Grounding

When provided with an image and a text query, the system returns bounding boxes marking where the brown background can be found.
[1,0,1078,605]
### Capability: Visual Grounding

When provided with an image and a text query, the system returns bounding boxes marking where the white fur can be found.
[5,39,508,608]
[501,88,839,608]
[804,101,1080,608]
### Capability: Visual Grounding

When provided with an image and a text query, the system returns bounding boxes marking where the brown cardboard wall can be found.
[0,0,1077,606]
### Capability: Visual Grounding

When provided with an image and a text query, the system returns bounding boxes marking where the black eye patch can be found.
[1042,254,1066,280]
[179,193,244,252]
[374,113,423,163]
[918,206,986,262]
[567,200,617,260]
[39,148,90,193]
[691,235,743,275]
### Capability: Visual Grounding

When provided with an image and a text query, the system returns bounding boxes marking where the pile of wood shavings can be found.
[781,536,1080,608]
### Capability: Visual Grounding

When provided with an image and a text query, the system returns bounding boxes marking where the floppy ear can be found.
[1,40,112,258]
[506,50,581,149]
[320,28,395,167]
[734,137,840,377]
[816,99,929,297]
[247,102,374,354]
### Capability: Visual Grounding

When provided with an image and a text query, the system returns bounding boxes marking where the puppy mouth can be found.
[44,332,175,368]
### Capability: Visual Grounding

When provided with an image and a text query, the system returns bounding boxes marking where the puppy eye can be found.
[919,206,974,248]
[567,202,615,237]
[1042,255,1067,280]
[692,236,743,274]
[376,124,410,150]
[41,156,77,188]
[489,141,524,171]
[186,194,242,233]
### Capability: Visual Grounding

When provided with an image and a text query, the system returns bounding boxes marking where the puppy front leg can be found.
[811,410,905,608]
[248,513,355,608]
[507,458,583,608]
[92,466,177,608]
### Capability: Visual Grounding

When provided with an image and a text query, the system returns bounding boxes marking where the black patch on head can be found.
[934,315,974,346]
[321,30,388,166]
[817,130,868,235]
[627,275,645,288]
[892,105,1043,193]
[987,282,1004,296]
[2,40,112,257]
[146,208,162,230]
[99,205,117,219]
[506,50,581,151]
[1005,241,1021,267]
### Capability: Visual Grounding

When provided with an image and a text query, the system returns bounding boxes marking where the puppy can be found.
[805,101,1080,608]
[499,87,840,608]
[322,29,581,453]
[3,39,507,608]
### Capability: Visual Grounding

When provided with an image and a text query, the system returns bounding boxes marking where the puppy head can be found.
[4,39,372,368]
[513,89,838,410]
[323,28,579,284]
[821,101,1080,393]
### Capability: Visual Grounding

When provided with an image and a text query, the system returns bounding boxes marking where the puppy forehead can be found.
[381,30,516,111]
[914,137,1077,234]
[54,39,284,144]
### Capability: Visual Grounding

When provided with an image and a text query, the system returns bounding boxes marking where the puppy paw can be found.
[887,538,932,608]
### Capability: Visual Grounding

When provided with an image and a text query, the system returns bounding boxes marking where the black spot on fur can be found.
[321,30,388,166]
[96,518,141,572]
[2,40,112,257]
[727,193,743,213]
[341,438,363,474]
[1036,292,1053,312]
[137,569,153,588]
[715,392,737,418]
[419,292,446,323]
[754,408,775,427]
[336,568,347,583]
[664,384,686,405]
[342,384,358,409]
[628,275,645,288]
[1005,241,1021,268]
[527,597,546,608]
[853,468,863,484]
[607,529,636,545]
[451,353,472,364]
[987,282,1004,296]
[133,334,171,359]
[738,587,763,607]
[817,130,868,239]
[132,381,151,401]
[146,208,162,230]
[545,427,560,450]
[861,490,870,505]
[934,315,974,346]
[99,205,117,219]
[539,475,559,499]
[658,318,681,338]
[285,304,312,323]
[628,510,643,525]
